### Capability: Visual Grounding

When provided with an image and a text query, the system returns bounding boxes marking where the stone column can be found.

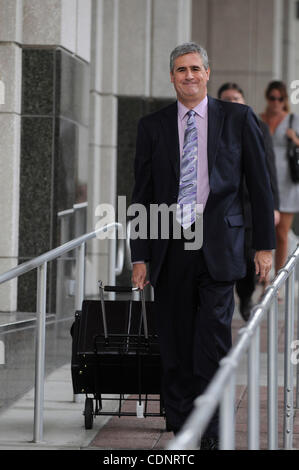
[0,0,23,311]
[282,0,294,87]
[273,0,284,79]
[282,0,299,106]
[18,0,90,312]
[86,0,119,295]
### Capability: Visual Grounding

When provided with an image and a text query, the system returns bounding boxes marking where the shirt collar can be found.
[177,95,208,121]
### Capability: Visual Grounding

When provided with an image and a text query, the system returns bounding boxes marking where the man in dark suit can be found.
[130,43,275,449]
[217,82,280,321]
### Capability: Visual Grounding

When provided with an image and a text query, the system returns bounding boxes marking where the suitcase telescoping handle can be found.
[98,281,149,340]
[103,285,138,293]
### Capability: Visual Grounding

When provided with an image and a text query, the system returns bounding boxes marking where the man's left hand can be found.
[254,250,273,283]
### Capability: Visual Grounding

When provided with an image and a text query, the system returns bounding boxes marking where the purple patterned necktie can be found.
[176,110,198,229]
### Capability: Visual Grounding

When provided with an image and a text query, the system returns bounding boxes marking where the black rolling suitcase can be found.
[71,281,166,430]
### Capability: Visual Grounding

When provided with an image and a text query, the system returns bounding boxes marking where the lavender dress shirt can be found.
[177,96,210,211]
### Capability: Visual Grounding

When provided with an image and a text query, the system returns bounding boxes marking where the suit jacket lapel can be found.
[160,102,180,182]
[207,96,224,177]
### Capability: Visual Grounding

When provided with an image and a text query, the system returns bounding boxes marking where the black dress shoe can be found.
[200,437,219,450]
[239,297,253,322]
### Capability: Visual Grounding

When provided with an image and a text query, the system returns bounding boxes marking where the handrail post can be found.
[296,260,299,408]
[220,370,236,449]
[75,243,85,311]
[267,295,278,449]
[33,262,47,443]
[248,326,260,449]
[283,270,295,449]
[108,227,116,300]
[73,242,86,404]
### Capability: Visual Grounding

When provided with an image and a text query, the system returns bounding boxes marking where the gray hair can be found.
[170,42,209,72]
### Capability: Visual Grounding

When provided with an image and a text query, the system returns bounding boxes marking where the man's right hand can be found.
[132,263,149,290]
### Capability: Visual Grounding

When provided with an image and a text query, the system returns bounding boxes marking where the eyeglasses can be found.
[268,95,284,102]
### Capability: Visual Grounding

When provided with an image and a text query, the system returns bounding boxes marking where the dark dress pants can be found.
[154,235,235,437]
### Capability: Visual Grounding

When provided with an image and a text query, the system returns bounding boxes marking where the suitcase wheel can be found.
[84,397,94,429]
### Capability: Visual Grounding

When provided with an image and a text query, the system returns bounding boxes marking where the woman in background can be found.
[261,81,299,287]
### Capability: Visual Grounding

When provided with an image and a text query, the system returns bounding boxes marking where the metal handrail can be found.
[57,208,74,217]
[167,243,299,450]
[57,201,88,218]
[126,220,132,270]
[0,221,125,443]
[0,223,123,284]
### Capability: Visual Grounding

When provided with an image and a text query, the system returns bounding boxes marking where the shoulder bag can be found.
[287,114,299,183]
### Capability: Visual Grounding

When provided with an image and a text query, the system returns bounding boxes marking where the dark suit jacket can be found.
[130,96,276,286]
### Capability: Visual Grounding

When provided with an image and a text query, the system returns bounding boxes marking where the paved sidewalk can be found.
[0,282,298,450]
[0,363,108,449]
[88,387,299,450]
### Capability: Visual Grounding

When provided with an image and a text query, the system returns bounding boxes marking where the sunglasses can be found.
[268,95,284,102]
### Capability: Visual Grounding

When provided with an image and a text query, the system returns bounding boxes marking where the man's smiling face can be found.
[170,52,210,105]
